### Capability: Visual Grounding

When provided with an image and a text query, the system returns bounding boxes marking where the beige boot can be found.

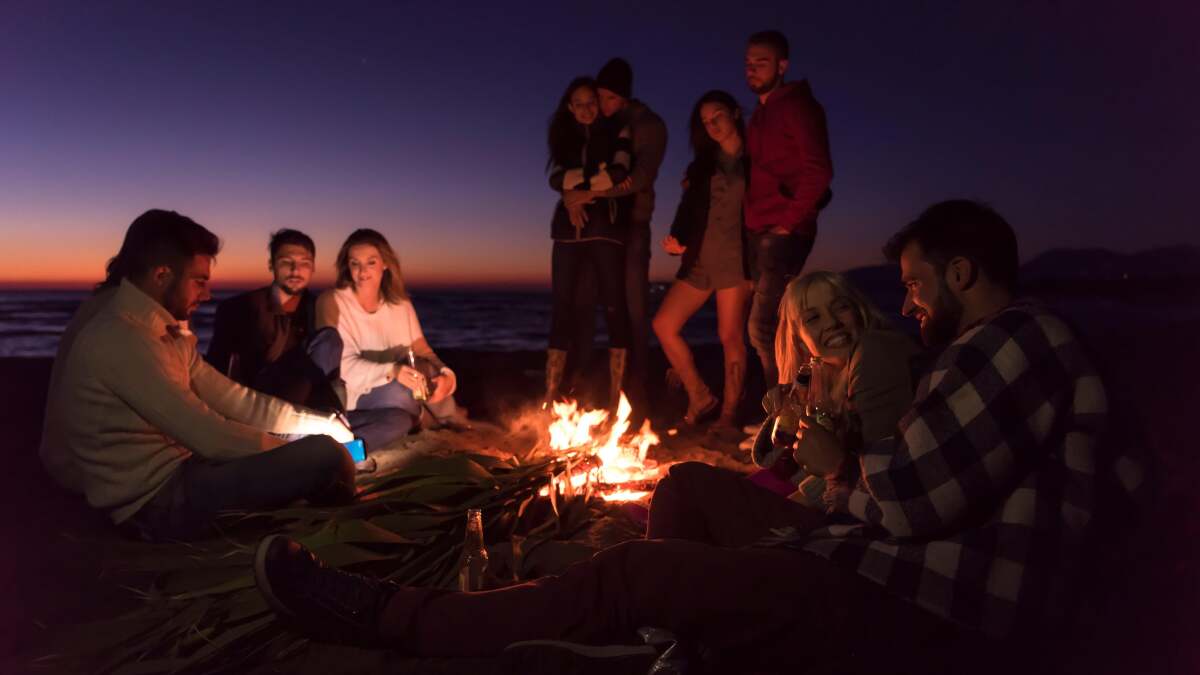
[544,348,567,404]
[717,359,745,428]
[607,348,627,410]
[677,366,717,425]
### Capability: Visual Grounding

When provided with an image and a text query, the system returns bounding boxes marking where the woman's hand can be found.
[430,368,457,403]
[394,364,428,397]
[661,235,687,256]
[792,413,846,478]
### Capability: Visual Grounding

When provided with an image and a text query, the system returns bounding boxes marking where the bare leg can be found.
[651,281,715,418]
[714,281,753,425]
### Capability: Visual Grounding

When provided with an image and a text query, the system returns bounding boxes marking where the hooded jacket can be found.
[745,80,833,235]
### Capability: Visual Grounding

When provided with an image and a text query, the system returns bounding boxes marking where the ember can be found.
[540,392,665,502]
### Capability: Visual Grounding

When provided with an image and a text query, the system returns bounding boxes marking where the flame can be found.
[543,392,663,502]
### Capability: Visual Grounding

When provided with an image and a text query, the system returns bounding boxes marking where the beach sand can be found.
[2,330,1198,673]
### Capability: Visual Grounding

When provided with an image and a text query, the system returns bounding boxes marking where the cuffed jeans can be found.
[127,434,355,541]
[748,231,816,387]
[308,328,459,451]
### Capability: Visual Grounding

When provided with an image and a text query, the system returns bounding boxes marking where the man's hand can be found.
[616,177,633,191]
[325,413,354,443]
[566,203,589,228]
[430,368,456,403]
[563,190,595,209]
[394,364,428,398]
[793,413,846,478]
[661,235,687,256]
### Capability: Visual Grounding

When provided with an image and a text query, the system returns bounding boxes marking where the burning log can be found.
[540,392,668,502]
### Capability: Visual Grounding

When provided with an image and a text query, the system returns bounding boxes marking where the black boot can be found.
[254,534,399,646]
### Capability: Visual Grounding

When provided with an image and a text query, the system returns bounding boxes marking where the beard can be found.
[748,71,782,95]
[162,277,193,321]
[919,284,964,348]
[277,279,305,296]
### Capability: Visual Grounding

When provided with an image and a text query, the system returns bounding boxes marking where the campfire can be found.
[539,392,666,502]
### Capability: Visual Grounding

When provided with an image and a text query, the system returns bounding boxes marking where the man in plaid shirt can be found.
[251,200,1144,669]
[776,199,1146,638]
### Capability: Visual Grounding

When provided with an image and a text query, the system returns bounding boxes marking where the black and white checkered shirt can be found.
[768,302,1145,637]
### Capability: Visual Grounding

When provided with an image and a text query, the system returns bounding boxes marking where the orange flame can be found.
[543,392,662,502]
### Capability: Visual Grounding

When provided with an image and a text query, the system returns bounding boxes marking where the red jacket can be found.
[745,80,833,235]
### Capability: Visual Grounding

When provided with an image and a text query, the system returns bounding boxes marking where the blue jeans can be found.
[308,328,459,450]
[127,434,355,541]
[748,231,816,388]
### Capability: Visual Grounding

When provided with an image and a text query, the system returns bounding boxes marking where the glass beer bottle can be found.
[408,347,428,401]
[458,508,488,592]
[771,361,812,448]
[806,356,836,432]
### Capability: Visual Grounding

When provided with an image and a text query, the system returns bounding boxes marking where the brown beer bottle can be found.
[458,508,488,592]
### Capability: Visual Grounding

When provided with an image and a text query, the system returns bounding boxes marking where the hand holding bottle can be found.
[792,412,845,478]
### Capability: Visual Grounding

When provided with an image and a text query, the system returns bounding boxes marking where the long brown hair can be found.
[774,271,891,384]
[334,228,409,303]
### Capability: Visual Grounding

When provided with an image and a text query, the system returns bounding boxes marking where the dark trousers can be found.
[128,435,355,541]
[748,231,816,388]
[378,462,960,669]
[251,347,343,413]
[572,222,651,405]
[551,240,630,350]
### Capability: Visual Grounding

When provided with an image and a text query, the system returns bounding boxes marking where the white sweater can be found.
[39,280,345,523]
[325,287,425,410]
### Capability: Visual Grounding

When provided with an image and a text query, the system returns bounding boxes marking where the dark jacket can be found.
[548,118,631,242]
[668,155,752,281]
[598,100,667,225]
[745,80,833,235]
[206,286,318,386]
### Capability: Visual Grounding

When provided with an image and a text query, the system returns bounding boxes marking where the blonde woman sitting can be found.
[748,271,920,505]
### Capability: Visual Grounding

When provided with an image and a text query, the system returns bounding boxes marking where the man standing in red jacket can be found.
[744,30,834,389]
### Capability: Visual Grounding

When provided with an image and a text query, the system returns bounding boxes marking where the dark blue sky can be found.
[1,0,1195,286]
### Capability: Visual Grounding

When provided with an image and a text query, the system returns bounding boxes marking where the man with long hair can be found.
[39,210,356,541]
[743,30,834,391]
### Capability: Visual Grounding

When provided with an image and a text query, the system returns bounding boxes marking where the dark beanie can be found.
[596,58,633,99]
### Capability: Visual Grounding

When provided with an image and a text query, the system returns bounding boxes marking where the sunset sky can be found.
[1,1,1196,289]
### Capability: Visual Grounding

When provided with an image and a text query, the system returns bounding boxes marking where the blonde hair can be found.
[334,228,409,304]
[773,270,891,384]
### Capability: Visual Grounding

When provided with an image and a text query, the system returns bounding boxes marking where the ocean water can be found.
[0,285,721,358]
[3,284,1194,359]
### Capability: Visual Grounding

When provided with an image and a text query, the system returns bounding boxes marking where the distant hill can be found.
[841,245,1200,309]
[1021,245,1200,284]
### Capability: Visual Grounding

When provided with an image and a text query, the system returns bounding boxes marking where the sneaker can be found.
[503,640,659,674]
[254,534,399,646]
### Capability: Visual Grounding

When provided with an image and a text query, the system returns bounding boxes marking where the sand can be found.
[3,327,1199,673]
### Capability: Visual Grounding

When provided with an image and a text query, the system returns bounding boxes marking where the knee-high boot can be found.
[544,348,568,404]
[608,348,627,411]
[718,358,745,427]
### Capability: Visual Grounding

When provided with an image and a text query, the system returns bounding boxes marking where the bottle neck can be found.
[464,510,484,550]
